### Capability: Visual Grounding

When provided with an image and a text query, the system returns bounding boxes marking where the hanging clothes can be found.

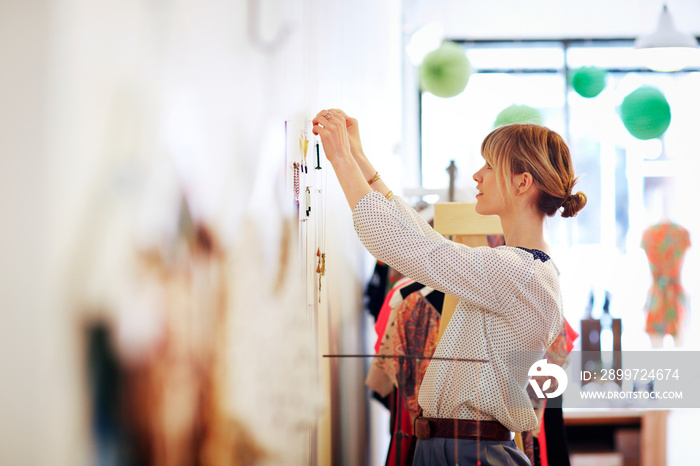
[374,277,414,354]
[641,222,691,338]
[392,291,443,422]
[366,278,417,396]
[365,261,407,323]
[365,283,443,466]
[365,261,390,321]
[366,284,440,396]
[365,274,444,466]
[386,390,414,466]
[382,290,442,466]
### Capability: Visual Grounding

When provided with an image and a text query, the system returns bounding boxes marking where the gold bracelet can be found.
[385,191,394,201]
[367,171,381,185]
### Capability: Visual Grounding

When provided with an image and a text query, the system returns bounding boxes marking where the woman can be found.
[313,109,586,465]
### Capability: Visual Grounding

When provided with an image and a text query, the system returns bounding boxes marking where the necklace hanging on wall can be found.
[316,248,326,300]
[299,130,309,173]
[293,162,300,206]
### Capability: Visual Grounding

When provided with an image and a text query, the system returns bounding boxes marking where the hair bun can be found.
[561,191,587,218]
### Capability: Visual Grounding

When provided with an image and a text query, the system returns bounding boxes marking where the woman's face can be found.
[473,161,509,216]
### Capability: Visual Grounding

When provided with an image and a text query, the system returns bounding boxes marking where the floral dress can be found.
[641,222,691,337]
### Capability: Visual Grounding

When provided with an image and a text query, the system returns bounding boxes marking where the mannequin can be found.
[642,185,690,348]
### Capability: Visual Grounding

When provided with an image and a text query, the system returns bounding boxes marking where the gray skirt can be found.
[412,438,531,466]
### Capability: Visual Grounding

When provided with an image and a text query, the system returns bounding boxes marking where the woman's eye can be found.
[486,163,492,170]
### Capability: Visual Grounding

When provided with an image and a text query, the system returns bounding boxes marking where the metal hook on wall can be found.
[247,0,294,54]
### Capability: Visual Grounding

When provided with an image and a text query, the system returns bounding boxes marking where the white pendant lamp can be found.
[635,4,700,72]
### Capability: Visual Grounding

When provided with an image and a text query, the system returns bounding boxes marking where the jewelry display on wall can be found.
[282,118,330,457]
[288,119,329,305]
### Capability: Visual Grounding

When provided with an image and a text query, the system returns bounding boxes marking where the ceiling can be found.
[404,0,700,40]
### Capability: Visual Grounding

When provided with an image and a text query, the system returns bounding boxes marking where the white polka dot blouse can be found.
[352,192,564,432]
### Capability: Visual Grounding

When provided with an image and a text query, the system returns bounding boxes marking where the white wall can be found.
[0,2,59,465]
[0,0,402,465]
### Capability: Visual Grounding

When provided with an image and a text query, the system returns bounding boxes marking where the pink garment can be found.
[374,278,413,353]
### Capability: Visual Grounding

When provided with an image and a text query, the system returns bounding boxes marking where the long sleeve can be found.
[389,195,453,244]
[352,192,533,316]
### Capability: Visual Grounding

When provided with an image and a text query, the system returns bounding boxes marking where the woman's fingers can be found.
[329,108,349,119]
[329,109,357,128]
[311,112,325,129]
[329,108,355,125]
[312,110,349,159]
[312,110,340,130]
[311,111,331,135]
[327,109,362,157]
[322,109,344,126]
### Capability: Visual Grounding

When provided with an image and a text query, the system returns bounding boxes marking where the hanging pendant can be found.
[315,142,322,170]
[317,248,326,300]
[305,186,311,217]
[299,130,309,173]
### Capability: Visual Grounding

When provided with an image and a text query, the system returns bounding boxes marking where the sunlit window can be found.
[420,39,700,252]
[419,40,700,344]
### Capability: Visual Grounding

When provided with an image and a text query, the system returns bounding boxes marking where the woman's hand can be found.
[314,108,390,201]
[312,109,372,210]
[329,109,364,158]
[312,110,352,164]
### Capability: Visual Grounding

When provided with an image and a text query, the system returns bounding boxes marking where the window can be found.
[419,39,700,252]
[417,40,700,344]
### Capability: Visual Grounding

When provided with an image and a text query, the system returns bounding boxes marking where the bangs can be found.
[481,125,516,179]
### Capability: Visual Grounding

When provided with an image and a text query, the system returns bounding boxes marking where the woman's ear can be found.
[513,172,535,195]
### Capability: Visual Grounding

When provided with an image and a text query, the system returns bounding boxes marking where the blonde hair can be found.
[481,124,587,218]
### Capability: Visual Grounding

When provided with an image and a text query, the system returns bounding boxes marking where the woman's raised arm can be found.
[312,109,372,210]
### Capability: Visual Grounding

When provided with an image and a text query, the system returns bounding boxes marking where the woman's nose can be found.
[473,170,481,182]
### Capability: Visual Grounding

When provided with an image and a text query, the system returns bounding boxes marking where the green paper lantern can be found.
[419,41,472,98]
[620,86,671,140]
[571,66,608,98]
[493,104,543,128]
